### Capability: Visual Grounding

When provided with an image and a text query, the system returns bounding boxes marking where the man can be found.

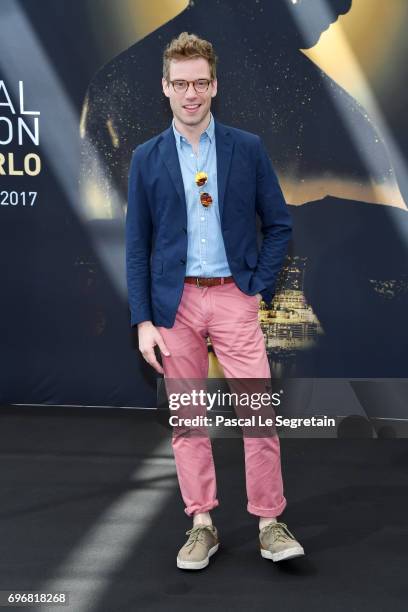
[126,32,304,569]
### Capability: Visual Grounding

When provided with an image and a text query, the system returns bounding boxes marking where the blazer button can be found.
[180,259,186,265]
[182,227,187,233]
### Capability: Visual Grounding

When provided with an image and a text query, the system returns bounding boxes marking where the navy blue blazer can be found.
[126,119,292,328]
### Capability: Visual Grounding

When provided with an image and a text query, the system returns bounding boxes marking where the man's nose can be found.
[185,82,198,96]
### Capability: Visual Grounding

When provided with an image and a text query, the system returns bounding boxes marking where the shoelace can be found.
[184,525,213,549]
[261,521,296,544]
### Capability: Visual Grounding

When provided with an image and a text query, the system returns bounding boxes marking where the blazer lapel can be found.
[215,121,234,220]
[158,128,187,214]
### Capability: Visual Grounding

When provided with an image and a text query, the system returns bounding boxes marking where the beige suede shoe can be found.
[177,524,219,570]
[259,521,305,562]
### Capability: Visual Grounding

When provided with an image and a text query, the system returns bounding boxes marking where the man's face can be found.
[162,57,217,128]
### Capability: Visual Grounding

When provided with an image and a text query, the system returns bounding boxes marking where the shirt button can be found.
[200,217,205,221]
[203,260,207,264]
[201,238,206,243]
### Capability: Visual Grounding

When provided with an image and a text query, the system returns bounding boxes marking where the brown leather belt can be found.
[184,276,234,288]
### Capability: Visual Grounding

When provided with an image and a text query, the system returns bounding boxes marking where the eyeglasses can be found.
[195,172,213,208]
[200,192,213,207]
[170,79,212,93]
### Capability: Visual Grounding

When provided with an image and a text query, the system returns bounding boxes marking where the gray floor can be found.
[0,406,407,612]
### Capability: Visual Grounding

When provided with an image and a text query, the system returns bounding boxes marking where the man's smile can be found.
[183,104,201,113]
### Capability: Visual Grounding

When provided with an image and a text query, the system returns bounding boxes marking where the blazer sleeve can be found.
[125,147,153,327]
[253,137,293,304]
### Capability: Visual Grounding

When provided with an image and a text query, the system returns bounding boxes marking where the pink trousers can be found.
[157,280,287,518]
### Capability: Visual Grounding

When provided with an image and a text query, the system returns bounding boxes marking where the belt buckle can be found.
[196,277,201,288]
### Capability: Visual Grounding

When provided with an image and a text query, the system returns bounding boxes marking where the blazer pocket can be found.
[245,249,258,269]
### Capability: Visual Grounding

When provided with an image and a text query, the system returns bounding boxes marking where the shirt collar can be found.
[172,113,215,146]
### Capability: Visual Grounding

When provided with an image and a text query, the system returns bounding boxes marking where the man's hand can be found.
[137,321,170,374]
[256,293,263,304]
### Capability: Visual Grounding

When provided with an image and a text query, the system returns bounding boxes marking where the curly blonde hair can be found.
[162,32,217,82]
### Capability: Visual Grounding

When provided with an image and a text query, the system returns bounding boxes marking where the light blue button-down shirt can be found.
[172,114,231,277]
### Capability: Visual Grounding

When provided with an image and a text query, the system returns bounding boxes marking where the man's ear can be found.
[162,78,170,98]
[211,78,218,98]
